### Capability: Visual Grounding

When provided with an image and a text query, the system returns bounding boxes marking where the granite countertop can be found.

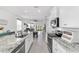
[56,38,79,53]
[0,32,32,53]
[48,33,79,53]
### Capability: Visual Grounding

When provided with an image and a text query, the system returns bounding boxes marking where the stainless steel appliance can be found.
[47,33,57,53]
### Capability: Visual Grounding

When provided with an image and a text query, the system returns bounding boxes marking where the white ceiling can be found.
[0,6,53,23]
[21,6,53,20]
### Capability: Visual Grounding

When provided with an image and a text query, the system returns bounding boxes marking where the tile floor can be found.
[29,31,49,53]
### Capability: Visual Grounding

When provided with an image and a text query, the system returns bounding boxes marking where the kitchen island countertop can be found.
[0,32,32,53]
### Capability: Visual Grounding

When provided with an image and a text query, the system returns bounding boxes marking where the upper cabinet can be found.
[59,7,79,28]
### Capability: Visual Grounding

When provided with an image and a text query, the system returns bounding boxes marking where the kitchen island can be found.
[0,32,33,53]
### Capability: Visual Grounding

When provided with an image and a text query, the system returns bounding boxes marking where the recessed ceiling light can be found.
[38,9,41,13]
[34,6,39,8]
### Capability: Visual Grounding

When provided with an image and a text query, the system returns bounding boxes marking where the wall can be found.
[22,19,30,31]
[22,19,46,32]
[45,7,58,43]
[59,6,79,28]
[46,7,57,33]
[0,9,17,32]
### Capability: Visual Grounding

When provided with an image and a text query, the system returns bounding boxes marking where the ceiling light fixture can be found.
[37,9,41,13]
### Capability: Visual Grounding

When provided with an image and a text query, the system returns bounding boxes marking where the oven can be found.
[47,36,52,53]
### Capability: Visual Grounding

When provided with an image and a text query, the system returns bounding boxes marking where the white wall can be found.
[0,9,17,32]
[46,7,57,33]
[45,7,58,43]
[59,6,79,28]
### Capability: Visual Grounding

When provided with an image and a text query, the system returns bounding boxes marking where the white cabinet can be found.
[59,7,79,28]
[25,37,30,52]
[25,33,33,53]
[53,39,66,53]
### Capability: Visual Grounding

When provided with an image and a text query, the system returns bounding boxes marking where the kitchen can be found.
[0,6,79,53]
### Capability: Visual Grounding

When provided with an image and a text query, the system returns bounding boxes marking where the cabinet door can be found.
[53,39,66,53]
[59,6,79,28]
[18,44,25,53]
[25,33,33,53]
[53,39,58,53]
[56,43,66,53]
[25,38,29,52]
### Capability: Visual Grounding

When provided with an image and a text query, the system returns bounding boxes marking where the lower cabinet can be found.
[11,33,33,53]
[18,44,25,53]
[11,40,25,53]
[53,39,66,53]
[25,33,33,53]
[47,37,52,53]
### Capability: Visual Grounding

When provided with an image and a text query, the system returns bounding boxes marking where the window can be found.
[17,20,22,31]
